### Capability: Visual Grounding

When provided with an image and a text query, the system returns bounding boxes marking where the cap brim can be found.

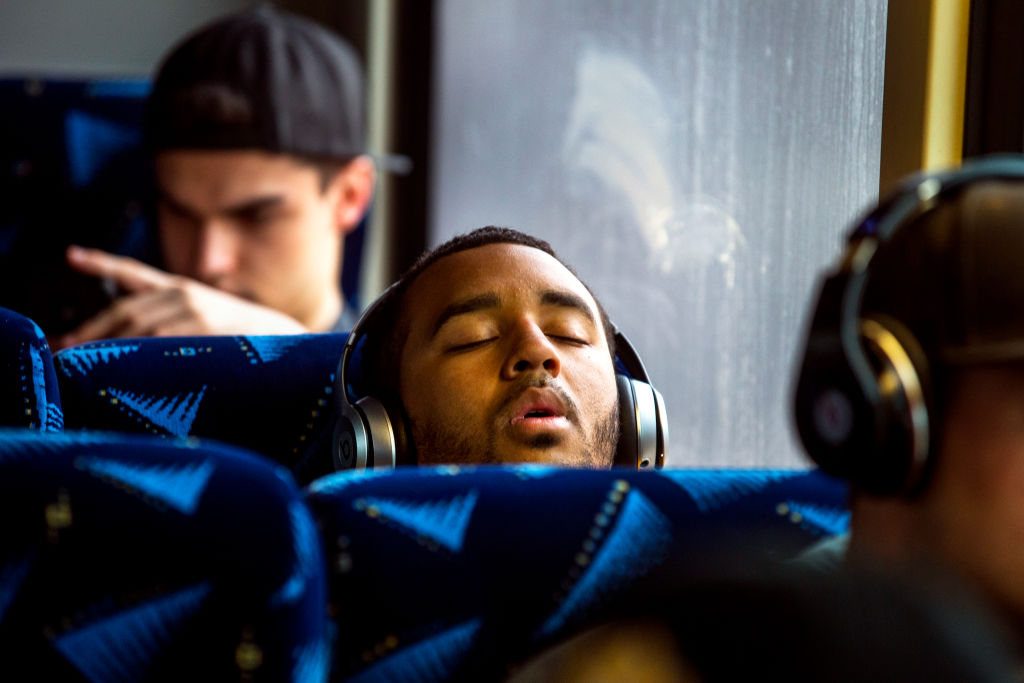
[369,152,413,175]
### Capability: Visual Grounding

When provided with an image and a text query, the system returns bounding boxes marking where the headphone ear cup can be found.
[333,394,408,470]
[355,395,398,469]
[856,317,932,494]
[794,335,880,484]
[794,316,930,495]
[794,270,881,482]
[615,374,639,468]
[378,392,415,466]
[334,399,370,470]
[615,374,666,469]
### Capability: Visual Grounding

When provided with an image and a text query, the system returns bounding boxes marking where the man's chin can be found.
[416,442,597,468]
[492,439,606,468]
[520,432,562,450]
[412,419,616,468]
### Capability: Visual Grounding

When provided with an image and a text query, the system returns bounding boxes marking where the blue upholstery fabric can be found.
[0,429,327,682]
[0,307,63,431]
[0,78,156,338]
[305,465,849,681]
[56,334,346,485]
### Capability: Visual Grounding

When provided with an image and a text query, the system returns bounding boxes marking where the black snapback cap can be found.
[145,4,366,161]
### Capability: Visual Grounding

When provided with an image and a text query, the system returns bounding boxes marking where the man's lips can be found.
[507,387,572,433]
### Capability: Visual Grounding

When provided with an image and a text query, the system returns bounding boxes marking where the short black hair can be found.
[355,226,617,400]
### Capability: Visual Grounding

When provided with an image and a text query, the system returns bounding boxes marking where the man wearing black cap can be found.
[793,155,1024,645]
[55,5,374,347]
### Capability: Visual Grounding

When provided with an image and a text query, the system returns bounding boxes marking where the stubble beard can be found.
[413,401,620,468]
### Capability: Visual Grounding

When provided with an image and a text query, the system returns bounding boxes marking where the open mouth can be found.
[515,402,566,422]
[508,388,572,433]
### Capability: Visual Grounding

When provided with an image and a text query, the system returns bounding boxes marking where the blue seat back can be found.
[0,429,328,681]
[56,334,346,484]
[0,306,63,431]
[305,465,849,680]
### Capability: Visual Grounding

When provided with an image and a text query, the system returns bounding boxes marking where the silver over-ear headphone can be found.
[332,284,407,470]
[333,288,668,471]
[611,325,669,470]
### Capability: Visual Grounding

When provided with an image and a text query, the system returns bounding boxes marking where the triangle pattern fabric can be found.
[361,490,479,553]
[45,401,64,432]
[59,344,140,375]
[347,618,482,683]
[31,319,46,342]
[244,336,303,364]
[785,500,851,537]
[291,635,330,683]
[29,345,48,425]
[271,501,322,607]
[0,431,112,461]
[54,580,211,683]
[306,469,392,496]
[539,489,672,638]
[659,469,799,513]
[80,456,216,515]
[0,552,35,626]
[0,434,66,462]
[107,385,206,438]
[511,464,560,479]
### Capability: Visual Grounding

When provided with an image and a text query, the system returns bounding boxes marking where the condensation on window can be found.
[431,0,887,468]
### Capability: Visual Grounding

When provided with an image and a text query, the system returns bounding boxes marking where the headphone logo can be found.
[337,432,355,467]
[812,388,854,446]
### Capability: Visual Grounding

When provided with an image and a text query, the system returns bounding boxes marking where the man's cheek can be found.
[406,373,452,419]
[579,373,618,414]
[157,233,192,274]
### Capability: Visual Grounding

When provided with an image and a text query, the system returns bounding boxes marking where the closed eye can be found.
[234,206,281,227]
[446,338,498,353]
[225,196,287,228]
[549,334,589,346]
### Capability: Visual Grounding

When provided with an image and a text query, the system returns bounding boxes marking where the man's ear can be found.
[330,155,376,234]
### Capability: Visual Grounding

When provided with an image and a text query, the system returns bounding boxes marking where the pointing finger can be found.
[66,246,173,292]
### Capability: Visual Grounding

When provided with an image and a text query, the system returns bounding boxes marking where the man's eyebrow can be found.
[222,195,285,218]
[157,189,201,222]
[430,293,501,339]
[158,188,284,221]
[540,289,597,325]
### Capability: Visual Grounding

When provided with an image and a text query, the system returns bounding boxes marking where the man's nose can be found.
[502,321,561,380]
[194,222,240,282]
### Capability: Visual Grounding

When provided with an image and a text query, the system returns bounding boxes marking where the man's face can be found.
[398,243,620,467]
[155,149,343,328]
[912,365,1024,625]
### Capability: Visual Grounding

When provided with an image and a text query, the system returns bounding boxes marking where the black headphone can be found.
[333,285,668,471]
[793,157,1024,496]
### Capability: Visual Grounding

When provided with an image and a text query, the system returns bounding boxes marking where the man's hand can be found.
[55,246,307,349]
